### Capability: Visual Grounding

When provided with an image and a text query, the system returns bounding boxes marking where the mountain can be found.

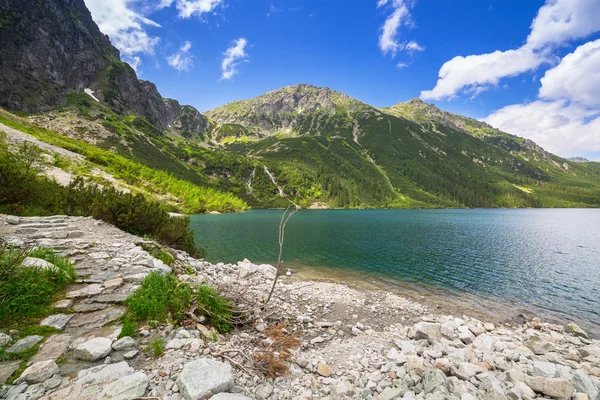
[206,84,600,208]
[0,0,599,210]
[0,0,209,136]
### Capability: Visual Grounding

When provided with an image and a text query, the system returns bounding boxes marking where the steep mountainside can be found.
[0,0,599,210]
[0,0,208,136]
[207,85,600,208]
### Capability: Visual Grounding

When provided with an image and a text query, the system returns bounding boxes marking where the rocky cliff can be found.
[0,0,208,136]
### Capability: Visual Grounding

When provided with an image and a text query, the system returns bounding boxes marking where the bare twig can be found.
[265,204,299,304]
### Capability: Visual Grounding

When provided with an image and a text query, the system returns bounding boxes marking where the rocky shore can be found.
[0,214,599,400]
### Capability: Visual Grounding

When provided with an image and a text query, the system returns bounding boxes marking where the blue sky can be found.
[85,0,600,159]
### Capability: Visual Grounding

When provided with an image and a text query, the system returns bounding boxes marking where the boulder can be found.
[533,361,557,378]
[255,383,274,400]
[571,370,599,400]
[67,284,104,298]
[74,337,112,361]
[16,360,59,384]
[423,368,447,394]
[567,323,589,339]
[98,371,149,399]
[5,335,43,353]
[0,333,11,347]
[111,336,135,351]
[579,345,600,359]
[526,376,574,399]
[177,358,234,400]
[40,314,75,330]
[379,387,404,400]
[0,360,22,384]
[527,336,555,355]
[452,362,486,381]
[316,362,332,377]
[76,361,134,386]
[413,322,442,343]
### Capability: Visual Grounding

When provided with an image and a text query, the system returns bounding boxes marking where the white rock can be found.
[98,371,149,399]
[16,360,59,384]
[40,314,74,330]
[76,361,134,386]
[74,337,112,361]
[177,358,234,399]
[413,322,442,343]
[67,284,104,298]
[111,336,135,351]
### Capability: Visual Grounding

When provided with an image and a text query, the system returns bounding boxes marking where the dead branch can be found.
[265,205,299,304]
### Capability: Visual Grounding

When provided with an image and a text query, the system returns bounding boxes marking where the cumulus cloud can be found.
[484,100,600,157]
[527,0,600,49]
[420,0,600,101]
[538,39,600,107]
[421,47,549,100]
[84,0,160,55]
[167,41,194,71]
[483,40,600,158]
[221,38,249,80]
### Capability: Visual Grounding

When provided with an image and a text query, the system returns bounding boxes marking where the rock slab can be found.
[177,358,234,400]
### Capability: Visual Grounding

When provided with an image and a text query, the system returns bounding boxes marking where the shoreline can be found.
[282,263,600,340]
[1,214,599,400]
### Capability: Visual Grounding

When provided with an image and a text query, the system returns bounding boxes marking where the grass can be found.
[141,244,174,267]
[126,272,191,324]
[0,325,61,384]
[196,285,234,333]
[0,245,75,328]
[149,337,164,357]
[119,313,138,338]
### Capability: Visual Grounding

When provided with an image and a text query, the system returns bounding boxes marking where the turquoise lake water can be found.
[190,209,600,333]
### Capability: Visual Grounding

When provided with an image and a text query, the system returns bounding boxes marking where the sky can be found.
[83,0,600,160]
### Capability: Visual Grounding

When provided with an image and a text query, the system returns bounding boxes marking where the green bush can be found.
[126,272,191,324]
[0,245,75,327]
[0,138,203,256]
[196,285,234,333]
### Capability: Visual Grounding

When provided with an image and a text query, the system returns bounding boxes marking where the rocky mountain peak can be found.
[0,0,209,137]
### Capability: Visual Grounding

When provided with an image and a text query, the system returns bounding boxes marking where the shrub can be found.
[196,285,234,333]
[126,272,191,324]
[0,244,75,327]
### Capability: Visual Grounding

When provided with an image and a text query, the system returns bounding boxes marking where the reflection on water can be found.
[191,209,600,335]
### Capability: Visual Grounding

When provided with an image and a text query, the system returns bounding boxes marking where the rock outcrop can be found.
[0,0,209,137]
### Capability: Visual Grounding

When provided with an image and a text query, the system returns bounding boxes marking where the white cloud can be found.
[484,100,600,157]
[527,0,600,49]
[421,47,549,100]
[167,41,194,71]
[221,38,248,80]
[539,39,600,107]
[405,41,424,52]
[483,40,600,158]
[84,0,160,55]
[378,1,410,57]
[175,0,223,19]
[420,0,600,101]
[396,62,408,69]
[123,56,142,74]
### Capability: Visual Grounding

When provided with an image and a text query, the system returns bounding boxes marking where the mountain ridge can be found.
[0,0,599,210]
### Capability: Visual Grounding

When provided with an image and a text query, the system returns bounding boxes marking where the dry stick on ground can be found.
[265,204,299,304]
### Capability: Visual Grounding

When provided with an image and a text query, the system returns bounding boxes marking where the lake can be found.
[191,209,600,334]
